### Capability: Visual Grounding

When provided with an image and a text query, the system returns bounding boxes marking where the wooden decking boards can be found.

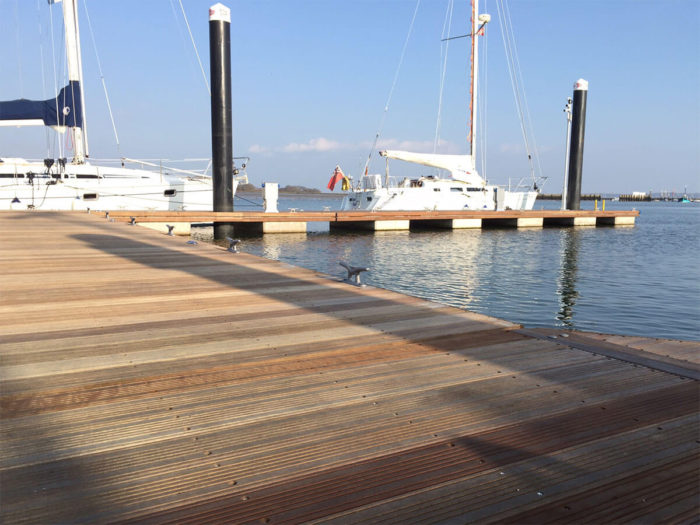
[0,210,697,524]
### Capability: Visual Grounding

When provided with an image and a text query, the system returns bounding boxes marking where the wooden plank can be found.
[0,210,694,525]
[520,328,700,380]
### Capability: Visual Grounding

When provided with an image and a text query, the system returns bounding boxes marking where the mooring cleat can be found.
[129,217,136,225]
[166,225,175,236]
[226,237,241,253]
[339,261,369,287]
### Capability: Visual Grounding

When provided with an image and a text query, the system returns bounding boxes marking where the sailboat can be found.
[340,0,540,212]
[0,0,243,211]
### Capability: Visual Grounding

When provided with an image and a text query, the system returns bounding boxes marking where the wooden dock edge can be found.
[518,328,700,380]
[98,209,638,233]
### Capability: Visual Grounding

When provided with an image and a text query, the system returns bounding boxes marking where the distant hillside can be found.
[279,185,322,194]
[237,183,323,194]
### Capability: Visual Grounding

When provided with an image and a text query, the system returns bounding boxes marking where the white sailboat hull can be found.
[340,176,537,211]
[0,159,234,211]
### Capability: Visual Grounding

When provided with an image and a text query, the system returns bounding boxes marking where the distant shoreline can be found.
[239,183,337,195]
[238,190,343,198]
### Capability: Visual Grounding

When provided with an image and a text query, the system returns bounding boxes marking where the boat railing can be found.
[496,175,548,193]
[358,174,401,190]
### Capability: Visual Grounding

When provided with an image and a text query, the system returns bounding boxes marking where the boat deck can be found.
[1,210,697,524]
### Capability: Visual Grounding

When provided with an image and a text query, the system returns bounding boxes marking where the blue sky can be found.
[1,0,698,193]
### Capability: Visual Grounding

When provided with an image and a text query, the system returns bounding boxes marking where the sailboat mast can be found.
[60,0,89,162]
[468,0,489,171]
[469,0,478,168]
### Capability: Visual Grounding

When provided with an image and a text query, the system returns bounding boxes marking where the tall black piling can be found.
[565,79,588,210]
[209,3,234,239]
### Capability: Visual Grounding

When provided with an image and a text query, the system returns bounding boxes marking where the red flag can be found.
[327,165,345,191]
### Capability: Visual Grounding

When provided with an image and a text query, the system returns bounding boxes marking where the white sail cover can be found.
[379,150,484,185]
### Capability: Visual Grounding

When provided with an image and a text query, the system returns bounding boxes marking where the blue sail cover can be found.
[0,81,83,128]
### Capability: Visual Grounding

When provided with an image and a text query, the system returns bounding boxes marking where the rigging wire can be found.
[82,0,121,156]
[496,0,540,185]
[501,0,543,183]
[361,0,421,178]
[176,0,211,96]
[36,0,52,157]
[48,1,64,160]
[14,1,24,98]
[434,0,454,155]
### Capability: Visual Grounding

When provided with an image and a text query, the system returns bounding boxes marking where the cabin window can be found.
[367,196,373,202]
[466,187,483,192]
[433,188,441,192]
[82,193,98,200]
[450,187,462,192]
[0,174,23,178]
[164,189,177,196]
[76,174,99,179]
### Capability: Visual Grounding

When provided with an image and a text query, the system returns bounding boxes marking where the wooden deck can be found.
[1,210,697,524]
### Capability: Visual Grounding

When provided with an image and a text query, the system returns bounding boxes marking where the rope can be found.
[234,194,264,207]
[82,0,121,155]
[362,0,421,177]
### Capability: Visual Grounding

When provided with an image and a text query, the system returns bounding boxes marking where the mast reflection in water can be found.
[556,229,581,327]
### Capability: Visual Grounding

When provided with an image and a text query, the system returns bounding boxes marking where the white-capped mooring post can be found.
[210,3,234,239]
[560,97,572,211]
[565,79,588,210]
[263,182,279,213]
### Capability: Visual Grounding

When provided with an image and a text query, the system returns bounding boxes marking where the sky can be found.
[1,0,698,194]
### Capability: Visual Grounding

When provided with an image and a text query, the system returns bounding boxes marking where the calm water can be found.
[195,195,700,341]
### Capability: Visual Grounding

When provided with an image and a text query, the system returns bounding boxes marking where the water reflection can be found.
[260,233,308,260]
[556,229,580,327]
[371,229,483,307]
[190,201,700,341]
